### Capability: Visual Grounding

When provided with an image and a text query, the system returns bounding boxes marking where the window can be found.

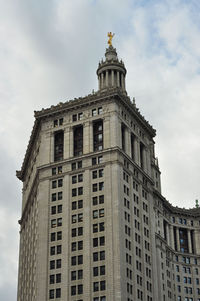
[121,124,125,151]
[93,209,104,219]
[92,156,103,165]
[140,142,145,169]
[74,126,83,156]
[131,134,135,160]
[93,120,103,151]
[49,289,54,299]
[58,192,62,200]
[56,288,61,298]
[50,274,55,284]
[54,131,64,161]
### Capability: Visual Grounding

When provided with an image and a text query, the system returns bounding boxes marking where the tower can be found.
[17,38,200,301]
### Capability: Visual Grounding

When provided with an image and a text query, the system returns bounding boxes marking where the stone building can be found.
[16,43,200,301]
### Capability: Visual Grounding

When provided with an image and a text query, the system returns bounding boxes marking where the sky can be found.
[1,0,200,299]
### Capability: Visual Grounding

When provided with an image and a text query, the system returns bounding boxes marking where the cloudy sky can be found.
[1,0,200,299]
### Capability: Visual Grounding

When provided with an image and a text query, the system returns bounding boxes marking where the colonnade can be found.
[164,222,200,255]
[98,70,126,91]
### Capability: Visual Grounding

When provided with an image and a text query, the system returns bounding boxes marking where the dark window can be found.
[93,170,98,179]
[93,282,99,292]
[56,273,61,283]
[71,271,76,280]
[50,246,55,255]
[78,200,83,208]
[100,251,105,260]
[99,195,104,204]
[49,289,54,299]
[71,256,76,266]
[78,241,83,250]
[78,269,83,279]
[78,187,83,195]
[71,286,76,295]
[93,267,98,276]
[93,252,98,261]
[140,142,145,169]
[58,179,63,187]
[131,134,135,160]
[100,280,106,290]
[73,114,77,122]
[121,124,125,151]
[93,238,98,247]
[78,255,83,264]
[93,120,103,151]
[100,265,105,275]
[52,193,56,201]
[74,126,83,156]
[57,231,62,240]
[57,245,62,254]
[50,260,55,269]
[78,284,83,294]
[58,205,62,213]
[54,131,64,161]
[58,166,62,174]
[52,167,56,175]
[51,233,56,241]
[93,196,98,205]
[78,161,82,169]
[56,259,61,268]
[58,192,62,200]
[51,206,56,215]
[56,288,61,298]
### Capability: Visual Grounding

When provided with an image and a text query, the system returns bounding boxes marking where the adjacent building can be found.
[17,42,200,301]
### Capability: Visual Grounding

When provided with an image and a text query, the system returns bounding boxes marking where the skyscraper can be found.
[17,39,200,301]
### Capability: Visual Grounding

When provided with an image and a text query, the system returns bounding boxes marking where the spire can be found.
[97,34,127,94]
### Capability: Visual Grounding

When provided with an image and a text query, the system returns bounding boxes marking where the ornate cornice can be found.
[16,88,156,182]
[154,189,200,217]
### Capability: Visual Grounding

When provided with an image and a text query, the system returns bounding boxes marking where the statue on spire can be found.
[107,32,115,46]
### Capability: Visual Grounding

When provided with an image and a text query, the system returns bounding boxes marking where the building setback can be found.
[17,42,200,301]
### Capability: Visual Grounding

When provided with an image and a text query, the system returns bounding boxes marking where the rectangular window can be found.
[74,125,83,156]
[131,134,135,160]
[93,120,103,151]
[58,191,62,201]
[121,124,125,151]
[54,131,64,162]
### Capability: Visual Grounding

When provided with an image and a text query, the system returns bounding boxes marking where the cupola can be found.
[97,33,127,94]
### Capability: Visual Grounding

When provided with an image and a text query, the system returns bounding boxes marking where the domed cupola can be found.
[97,33,127,94]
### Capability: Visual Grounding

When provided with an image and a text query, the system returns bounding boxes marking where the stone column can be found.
[64,127,70,159]
[117,71,120,87]
[166,223,170,246]
[125,128,131,158]
[101,73,104,89]
[187,229,192,254]
[134,137,140,165]
[106,70,109,87]
[69,126,74,158]
[176,227,180,252]
[193,230,200,255]
[111,70,114,87]
[121,74,125,91]
[169,225,175,249]
[98,76,101,90]
[83,121,90,154]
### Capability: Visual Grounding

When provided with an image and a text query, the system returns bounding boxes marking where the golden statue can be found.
[107,32,115,46]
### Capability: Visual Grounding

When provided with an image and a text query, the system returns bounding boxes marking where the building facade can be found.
[17,44,200,301]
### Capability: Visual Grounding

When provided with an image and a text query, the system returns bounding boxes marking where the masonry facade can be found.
[17,45,200,301]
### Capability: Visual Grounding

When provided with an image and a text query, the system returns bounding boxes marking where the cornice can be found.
[154,189,200,217]
[16,88,156,182]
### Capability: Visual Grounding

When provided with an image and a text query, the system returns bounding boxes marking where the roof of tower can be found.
[97,45,126,76]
